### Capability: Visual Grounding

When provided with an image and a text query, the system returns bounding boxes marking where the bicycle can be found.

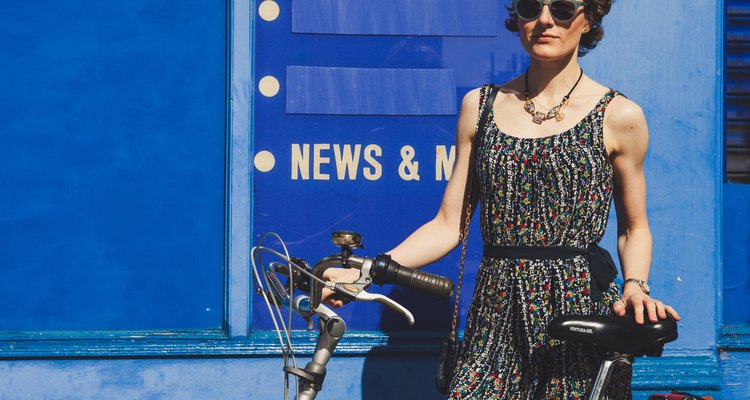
[253,231,693,400]
[251,231,454,400]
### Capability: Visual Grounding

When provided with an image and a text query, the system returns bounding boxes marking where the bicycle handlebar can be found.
[310,253,454,312]
[371,254,454,299]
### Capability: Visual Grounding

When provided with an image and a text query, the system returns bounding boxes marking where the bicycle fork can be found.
[284,307,347,400]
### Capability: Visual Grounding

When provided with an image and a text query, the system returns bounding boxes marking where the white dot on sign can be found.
[254,151,276,172]
[258,1,280,22]
[258,76,280,97]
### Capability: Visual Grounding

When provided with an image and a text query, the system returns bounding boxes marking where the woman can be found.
[326,0,680,397]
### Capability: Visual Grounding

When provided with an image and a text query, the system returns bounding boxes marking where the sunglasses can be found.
[512,0,588,23]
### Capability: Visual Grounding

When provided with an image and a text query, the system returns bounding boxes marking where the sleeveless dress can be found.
[447,85,632,399]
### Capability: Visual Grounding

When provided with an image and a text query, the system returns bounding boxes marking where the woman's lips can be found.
[533,34,557,43]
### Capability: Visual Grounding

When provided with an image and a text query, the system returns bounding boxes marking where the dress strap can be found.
[593,89,626,147]
[599,89,626,115]
[476,84,496,132]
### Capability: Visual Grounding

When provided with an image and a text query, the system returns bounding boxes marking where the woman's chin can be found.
[527,45,576,62]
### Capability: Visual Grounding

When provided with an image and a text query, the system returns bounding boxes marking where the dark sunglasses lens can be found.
[516,0,542,19]
[551,1,578,21]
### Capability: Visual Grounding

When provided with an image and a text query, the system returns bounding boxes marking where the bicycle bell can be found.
[331,231,363,258]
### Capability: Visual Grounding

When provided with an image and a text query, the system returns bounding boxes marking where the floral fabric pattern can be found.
[448,85,631,399]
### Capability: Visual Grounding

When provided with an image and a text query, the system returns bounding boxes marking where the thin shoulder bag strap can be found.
[459,84,498,236]
[449,84,499,344]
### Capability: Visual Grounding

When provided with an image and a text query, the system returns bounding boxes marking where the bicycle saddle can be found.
[548,315,678,356]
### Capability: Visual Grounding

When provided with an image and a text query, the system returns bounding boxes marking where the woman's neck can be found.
[525,56,583,104]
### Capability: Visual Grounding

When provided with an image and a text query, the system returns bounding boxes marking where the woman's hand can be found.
[320,267,361,308]
[612,286,681,324]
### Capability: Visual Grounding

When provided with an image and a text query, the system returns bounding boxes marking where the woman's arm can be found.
[605,97,680,324]
[321,88,482,307]
[386,88,482,267]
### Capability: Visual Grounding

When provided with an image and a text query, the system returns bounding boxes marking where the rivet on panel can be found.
[258,76,280,97]
[254,151,276,172]
[258,1,280,22]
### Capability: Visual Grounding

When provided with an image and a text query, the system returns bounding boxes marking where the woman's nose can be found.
[538,4,555,25]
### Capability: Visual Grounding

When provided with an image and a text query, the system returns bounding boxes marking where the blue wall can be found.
[0,1,227,333]
[581,1,722,356]
[1,0,747,398]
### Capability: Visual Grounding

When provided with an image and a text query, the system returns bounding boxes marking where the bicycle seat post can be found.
[588,353,633,400]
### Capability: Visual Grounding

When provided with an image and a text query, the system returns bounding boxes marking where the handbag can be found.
[436,84,499,394]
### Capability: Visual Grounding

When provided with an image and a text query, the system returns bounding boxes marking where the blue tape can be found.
[292,0,499,37]
[286,66,457,115]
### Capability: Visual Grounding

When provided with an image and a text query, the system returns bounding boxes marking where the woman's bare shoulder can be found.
[604,94,648,156]
[461,87,482,108]
[605,95,647,132]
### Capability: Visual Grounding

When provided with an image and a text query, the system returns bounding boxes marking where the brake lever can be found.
[354,291,415,326]
[327,256,375,303]
[322,256,415,325]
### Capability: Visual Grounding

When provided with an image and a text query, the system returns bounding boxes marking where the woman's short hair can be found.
[505,0,614,56]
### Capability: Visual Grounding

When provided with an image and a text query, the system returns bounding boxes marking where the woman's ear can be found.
[583,12,594,34]
[582,20,591,34]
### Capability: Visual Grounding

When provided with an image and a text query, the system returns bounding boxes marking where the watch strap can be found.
[623,278,650,295]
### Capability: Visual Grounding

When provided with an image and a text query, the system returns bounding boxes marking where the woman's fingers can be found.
[632,298,645,324]
[321,288,344,308]
[645,299,658,322]
[612,298,627,316]
[644,297,681,321]
[664,305,681,320]
[616,294,681,324]
[655,300,667,319]
[321,268,360,309]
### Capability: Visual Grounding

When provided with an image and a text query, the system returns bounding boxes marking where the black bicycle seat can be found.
[548,314,678,356]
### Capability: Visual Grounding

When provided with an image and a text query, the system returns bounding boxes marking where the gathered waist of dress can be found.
[483,244,588,260]
[483,244,619,301]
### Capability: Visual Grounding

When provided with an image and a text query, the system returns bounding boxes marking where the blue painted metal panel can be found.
[292,0,499,36]
[255,0,526,332]
[255,0,726,362]
[257,1,725,362]
[0,1,227,332]
[286,66,456,115]
[723,183,750,325]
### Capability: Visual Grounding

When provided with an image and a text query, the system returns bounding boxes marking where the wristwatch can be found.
[623,278,650,295]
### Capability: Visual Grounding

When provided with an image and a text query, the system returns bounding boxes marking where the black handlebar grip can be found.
[371,254,454,299]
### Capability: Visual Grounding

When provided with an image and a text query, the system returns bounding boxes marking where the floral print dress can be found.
[447,84,631,399]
